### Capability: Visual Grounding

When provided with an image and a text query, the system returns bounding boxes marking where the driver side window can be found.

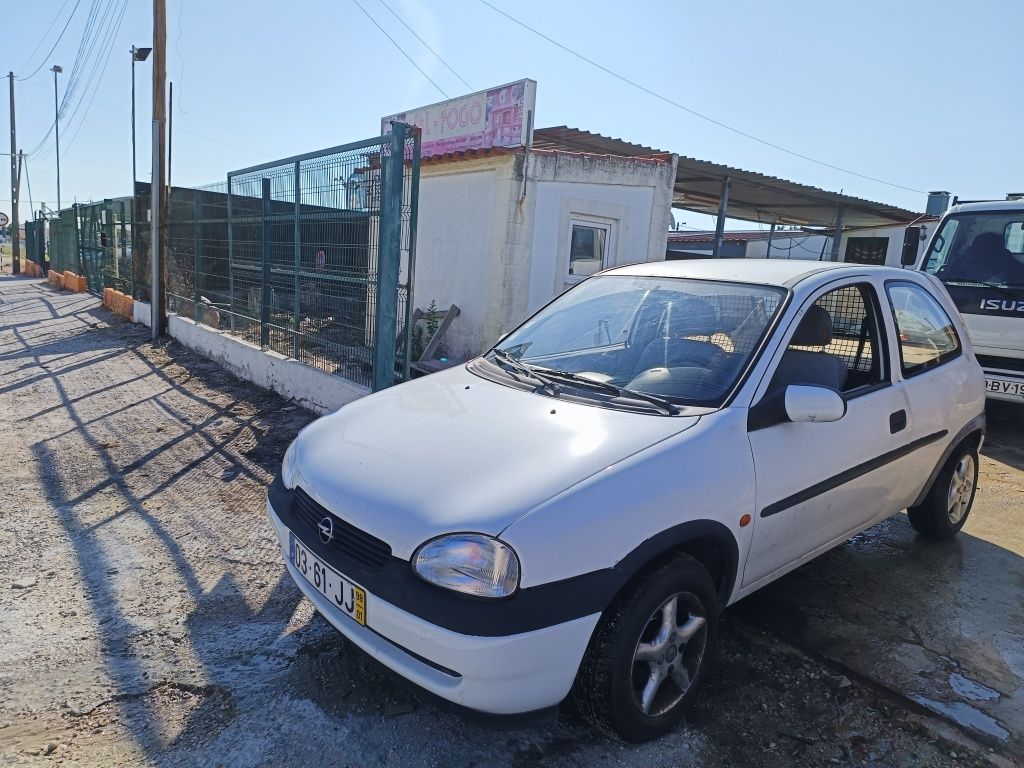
[769,283,888,396]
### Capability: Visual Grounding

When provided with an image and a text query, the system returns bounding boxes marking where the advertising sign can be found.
[382,79,536,158]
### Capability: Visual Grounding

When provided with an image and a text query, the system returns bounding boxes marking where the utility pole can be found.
[8,72,20,275]
[51,66,63,212]
[150,0,167,338]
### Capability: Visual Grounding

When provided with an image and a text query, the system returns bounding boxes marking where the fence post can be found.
[372,122,406,391]
[73,203,83,276]
[293,160,301,358]
[227,175,235,331]
[194,189,201,323]
[402,127,420,382]
[118,201,127,286]
[260,177,271,349]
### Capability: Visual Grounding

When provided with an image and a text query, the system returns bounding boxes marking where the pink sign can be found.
[382,79,536,158]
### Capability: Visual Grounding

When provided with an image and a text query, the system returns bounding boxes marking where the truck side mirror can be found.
[901,226,921,266]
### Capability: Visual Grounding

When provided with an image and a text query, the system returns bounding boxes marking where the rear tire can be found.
[571,553,718,742]
[907,442,979,540]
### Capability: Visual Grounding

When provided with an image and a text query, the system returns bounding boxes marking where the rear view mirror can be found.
[784,385,846,424]
[901,226,921,266]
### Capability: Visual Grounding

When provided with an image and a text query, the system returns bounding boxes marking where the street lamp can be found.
[51,65,62,211]
[130,46,152,194]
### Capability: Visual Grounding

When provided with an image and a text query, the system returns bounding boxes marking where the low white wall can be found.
[132,300,152,327]
[167,314,369,414]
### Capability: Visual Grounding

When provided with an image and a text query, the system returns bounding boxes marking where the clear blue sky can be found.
[4,0,1022,230]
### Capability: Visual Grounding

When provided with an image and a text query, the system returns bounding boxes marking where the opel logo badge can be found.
[318,516,335,544]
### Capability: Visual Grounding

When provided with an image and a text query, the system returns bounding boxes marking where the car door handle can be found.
[889,409,907,434]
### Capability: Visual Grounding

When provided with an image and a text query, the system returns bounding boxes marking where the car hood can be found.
[290,365,700,558]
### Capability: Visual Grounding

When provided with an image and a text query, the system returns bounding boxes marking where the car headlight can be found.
[281,439,299,489]
[412,534,520,599]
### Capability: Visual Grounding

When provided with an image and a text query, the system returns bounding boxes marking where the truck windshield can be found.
[489,275,786,408]
[924,212,1024,288]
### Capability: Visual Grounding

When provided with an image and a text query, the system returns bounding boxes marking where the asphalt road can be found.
[0,277,1020,767]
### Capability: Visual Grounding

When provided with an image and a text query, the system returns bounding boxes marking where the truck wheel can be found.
[907,443,979,540]
[572,553,718,742]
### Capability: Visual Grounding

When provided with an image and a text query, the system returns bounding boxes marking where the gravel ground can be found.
[0,278,1011,767]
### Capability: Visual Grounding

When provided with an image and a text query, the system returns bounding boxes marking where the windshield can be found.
[924,212,1024,287]
[489,275,786,408]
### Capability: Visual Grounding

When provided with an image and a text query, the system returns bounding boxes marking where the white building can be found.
[666,222,935,267]
[406,146,677,359]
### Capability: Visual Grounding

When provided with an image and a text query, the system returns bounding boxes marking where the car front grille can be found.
[292,487,393,569]
[977,354,1024,375]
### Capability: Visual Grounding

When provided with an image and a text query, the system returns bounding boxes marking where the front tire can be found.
[907,442,979,540]
[571,553,718,742]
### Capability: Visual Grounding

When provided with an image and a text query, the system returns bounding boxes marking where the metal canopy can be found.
[532,127,923,228]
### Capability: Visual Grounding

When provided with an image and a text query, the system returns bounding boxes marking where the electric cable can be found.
[476,0,925,195]
[351,0,449,99]
[377,0,473,92]
[17,0,84,81]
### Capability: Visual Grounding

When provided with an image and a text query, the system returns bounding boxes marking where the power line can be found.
[376,0,473,92]
[32,0,124,162]
[17,0,84,81]
[476,0,926,196]
[350,0,449,99]
[58,0,130,161]
[18,0,73,72]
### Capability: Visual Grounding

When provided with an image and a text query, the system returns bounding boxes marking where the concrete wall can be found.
[167,314,369,414]
[412,154,520,359]
[527,152,677,314]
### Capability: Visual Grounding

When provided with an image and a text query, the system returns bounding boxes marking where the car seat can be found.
[767,305,847,393]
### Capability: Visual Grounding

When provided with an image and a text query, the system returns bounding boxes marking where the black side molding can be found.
[760,430,949,518]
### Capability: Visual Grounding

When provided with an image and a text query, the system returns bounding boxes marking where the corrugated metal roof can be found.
[532,127,924,228]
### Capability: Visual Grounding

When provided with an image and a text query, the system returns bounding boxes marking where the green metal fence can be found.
[48,209,79,275]
[24,219,45,267]
[42,200,135,295]
[166,124,420,391]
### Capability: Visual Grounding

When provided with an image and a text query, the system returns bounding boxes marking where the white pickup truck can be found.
[912,199,1024,403]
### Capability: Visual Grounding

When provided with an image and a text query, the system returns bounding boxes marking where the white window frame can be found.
[566,217,614,284]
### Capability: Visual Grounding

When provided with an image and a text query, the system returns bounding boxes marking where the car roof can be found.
[603,258,907,288]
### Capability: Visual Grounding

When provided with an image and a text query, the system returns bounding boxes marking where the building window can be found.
[844,236,889,265]
[568,221,610,278]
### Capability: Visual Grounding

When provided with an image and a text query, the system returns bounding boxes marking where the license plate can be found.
[984,375,1024,400]
[289,533,366,625]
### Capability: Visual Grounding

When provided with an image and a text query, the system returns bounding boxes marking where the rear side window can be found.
[885,282,961,376]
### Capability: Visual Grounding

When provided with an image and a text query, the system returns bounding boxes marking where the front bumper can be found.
[266,490,600,715]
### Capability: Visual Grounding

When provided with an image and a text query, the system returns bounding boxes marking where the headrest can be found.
[791,305,833,347]
[664,297,717,337]
[972,232,1005,253]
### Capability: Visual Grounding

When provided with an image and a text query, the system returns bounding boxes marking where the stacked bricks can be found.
[102,287,134,320]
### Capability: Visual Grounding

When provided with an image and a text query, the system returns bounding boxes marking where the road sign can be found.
[0,212,8,228]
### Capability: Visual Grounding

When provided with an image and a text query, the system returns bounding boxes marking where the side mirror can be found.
[901,226,921,267]
[784,385,846,424]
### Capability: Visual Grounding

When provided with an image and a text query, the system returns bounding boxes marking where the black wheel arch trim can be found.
[909,412,986,509]
[268,473,738,637]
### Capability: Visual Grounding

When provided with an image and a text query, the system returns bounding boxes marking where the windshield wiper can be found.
[490,349,560,395]
[942,279,1020,295]
[535,368,680,415]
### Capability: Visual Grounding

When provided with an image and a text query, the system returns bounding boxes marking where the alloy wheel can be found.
[947,454,975,524]
[630,592,708,717]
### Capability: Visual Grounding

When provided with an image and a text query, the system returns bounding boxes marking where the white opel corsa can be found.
[267,259,985,741]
